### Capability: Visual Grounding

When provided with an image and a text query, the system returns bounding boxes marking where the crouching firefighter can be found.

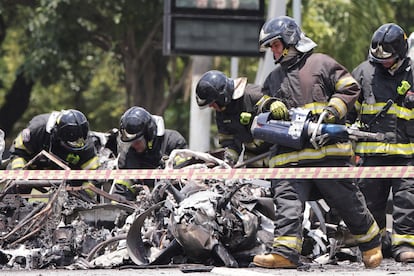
[8,109,100,200]
[251,16,382,269]
[111,106,187,201]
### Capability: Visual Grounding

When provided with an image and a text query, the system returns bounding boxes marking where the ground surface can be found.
[2,258,413,276]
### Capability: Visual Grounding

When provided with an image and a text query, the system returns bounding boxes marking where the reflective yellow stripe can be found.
[273,236,302,251]
[360,103,414,120]
[335,76,357,91]
[355,142,414,155]
[255,95,271,108]
[354,101,362,112]
[82,182,96,198]
[392,233,414,246]
[269,142,353,167]
[81,156,100,170]
[14,134,31,153]
[328,97,347,119]
[353,222,380,244]
[302,102,328,115]
[11,157,27,169]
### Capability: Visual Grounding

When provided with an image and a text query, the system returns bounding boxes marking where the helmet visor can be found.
[120,128,142,142]
[196,94,214,109]
[65,137,86,149]
[370,44,396,64]
[58,123,88,142]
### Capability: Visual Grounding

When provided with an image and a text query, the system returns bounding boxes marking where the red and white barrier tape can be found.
[0,166,412,180]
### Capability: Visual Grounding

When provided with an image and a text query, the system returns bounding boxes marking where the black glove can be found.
[404,92,414,109]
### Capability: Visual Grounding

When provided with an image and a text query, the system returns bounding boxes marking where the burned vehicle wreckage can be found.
[0,129,368,270]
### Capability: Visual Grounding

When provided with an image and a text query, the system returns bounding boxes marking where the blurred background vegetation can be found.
[0,0,413,152]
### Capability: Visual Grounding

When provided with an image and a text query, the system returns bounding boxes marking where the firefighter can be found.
[252,16,382,269]
[8,109,100,197]
[195,70,280,167]
[111,106,187,200]
[349,23,414,263]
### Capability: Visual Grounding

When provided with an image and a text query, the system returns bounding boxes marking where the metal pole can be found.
[189,56,213,151]
[254,0,287,85]
[293,0,301,27]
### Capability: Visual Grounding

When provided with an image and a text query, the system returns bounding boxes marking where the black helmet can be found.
[195,70,234,108]
[119,106,157,142]
[369,23,408,64]
[53,109,89,151]
[259,16,302,51]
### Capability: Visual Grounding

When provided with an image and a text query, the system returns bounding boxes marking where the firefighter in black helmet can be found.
[196,70,279,167]
[349,23,414,263]
[252,16,382,269]
[8,109,100,197]
[111,106,187,201]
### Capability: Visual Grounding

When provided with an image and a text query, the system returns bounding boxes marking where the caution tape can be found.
[0,166,413,180]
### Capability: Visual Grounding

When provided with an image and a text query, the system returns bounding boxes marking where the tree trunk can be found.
[0,70,34,136]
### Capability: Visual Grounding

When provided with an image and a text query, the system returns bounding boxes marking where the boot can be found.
[362,246,382,268]
[253,253,297,268]
[399,251,414,263]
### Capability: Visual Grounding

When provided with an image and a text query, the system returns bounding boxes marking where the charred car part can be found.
[1,145,366,270]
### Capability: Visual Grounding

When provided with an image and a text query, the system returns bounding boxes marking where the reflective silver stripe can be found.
[353,222,380,244]
[355,142,414,155]
[269,142,353,167]
[273,236,302,251]
[392,233,414,246]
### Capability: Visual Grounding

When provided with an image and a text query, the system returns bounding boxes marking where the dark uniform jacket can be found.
[118,129,187,169]
[350,58,414,158]
[216,82,270,158]
[263,52,360,167]
[9,113,99,170]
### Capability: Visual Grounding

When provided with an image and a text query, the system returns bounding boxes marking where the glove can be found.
[323,98,347,123]
[404,91,414,109]
[323,106,339,123]
[224,148,238,167]
[270,101,289,120]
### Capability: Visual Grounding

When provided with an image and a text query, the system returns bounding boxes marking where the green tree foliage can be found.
[0,0,412,149]
[298,0,395,70]
[1,0,192,142]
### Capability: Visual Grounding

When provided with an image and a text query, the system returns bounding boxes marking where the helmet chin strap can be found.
[387,58,404,75]
[274,48,290,64]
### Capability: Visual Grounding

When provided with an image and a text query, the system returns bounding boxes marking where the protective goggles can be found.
[120,128,144,143]
[370,44,396,63]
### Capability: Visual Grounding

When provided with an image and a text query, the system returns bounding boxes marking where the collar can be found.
[232,77,247,100]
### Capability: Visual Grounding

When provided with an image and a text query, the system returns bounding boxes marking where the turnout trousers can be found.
[357,156,414,261]
[271,159,381,264]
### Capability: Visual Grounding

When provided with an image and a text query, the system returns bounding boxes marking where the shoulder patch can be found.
[21,128,31,142]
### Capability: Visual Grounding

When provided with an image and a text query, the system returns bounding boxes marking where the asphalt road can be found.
[2,258,413,276]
